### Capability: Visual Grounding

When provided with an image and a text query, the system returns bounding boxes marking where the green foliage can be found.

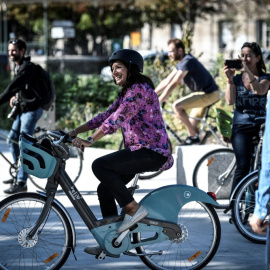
[53,71,120,148]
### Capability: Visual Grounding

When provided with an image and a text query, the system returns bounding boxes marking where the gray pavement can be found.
[0,140,266,269]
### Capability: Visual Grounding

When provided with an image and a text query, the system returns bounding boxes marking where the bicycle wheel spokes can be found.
[135,201,221,270]
[232,174,266,243]
[0,193,72,269]
[193,148,235,200]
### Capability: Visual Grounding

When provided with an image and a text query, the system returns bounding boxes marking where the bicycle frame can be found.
[26,132,219,259]
[162,104,226,146]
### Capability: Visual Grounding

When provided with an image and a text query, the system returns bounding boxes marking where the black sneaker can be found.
[183,135,200,145]
[3,179,15,184]
[4,183,27,194]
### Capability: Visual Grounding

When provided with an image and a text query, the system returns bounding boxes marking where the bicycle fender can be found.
[139,184,218,224]
[37,191,77,252]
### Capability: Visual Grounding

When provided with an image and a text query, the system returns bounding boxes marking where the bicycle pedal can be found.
[96,251,106,260]
[114,229,129,246]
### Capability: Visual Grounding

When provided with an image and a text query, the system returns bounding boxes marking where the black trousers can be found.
[92,148,168,217]
[231,124,261,193]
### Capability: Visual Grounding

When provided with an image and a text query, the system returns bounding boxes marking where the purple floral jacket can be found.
[86,83,174,171]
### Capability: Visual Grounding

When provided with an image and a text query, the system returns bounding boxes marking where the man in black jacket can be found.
[0,38,43,194]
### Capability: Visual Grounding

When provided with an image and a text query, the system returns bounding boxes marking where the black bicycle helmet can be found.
[108,49,144,72]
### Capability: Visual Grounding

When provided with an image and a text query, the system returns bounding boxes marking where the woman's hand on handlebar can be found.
[68,129,77,138]
[71,137,91,150]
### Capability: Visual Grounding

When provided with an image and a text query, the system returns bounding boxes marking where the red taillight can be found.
[207,192,217,201]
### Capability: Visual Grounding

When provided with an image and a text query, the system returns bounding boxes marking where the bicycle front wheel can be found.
[118,139,172,180]
[134,201,221,270]
[28,146,83,191]
[231,173,266,244]
[0,192,73,270]
[193,148,235,201]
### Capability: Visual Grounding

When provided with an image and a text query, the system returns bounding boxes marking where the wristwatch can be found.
[87,136,94,146]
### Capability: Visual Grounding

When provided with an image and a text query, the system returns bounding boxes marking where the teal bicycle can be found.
[0,130,221,270]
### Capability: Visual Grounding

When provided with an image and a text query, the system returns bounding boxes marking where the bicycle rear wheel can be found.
[231,173,266,244]
[28,146,83,191]
[193,148,235,201]
[118,139,172,180]
[134,201,221,270]
[0,192,73,270]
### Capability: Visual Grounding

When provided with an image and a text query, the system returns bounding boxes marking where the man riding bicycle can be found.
[155,38,221,145]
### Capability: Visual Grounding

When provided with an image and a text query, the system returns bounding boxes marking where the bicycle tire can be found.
[231,173,266,244]
[118,139,172,180]
[193,148,235,201]
[134,201,221,270]
[28,146,83,191]
[0,192,73,270]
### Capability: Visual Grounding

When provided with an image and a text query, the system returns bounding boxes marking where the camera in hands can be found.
[7,99,20,119]
[225,59,242,70]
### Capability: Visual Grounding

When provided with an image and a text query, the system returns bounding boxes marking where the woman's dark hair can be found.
[112,62,155,97]
[241,42,266,74]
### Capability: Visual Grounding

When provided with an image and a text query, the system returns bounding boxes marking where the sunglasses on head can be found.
[9,39,18,45]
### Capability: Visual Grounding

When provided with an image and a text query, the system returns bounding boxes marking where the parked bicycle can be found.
[0,127,83,191]
[119,101,228,180]
[0,130,221,270]
[192,109,266,244]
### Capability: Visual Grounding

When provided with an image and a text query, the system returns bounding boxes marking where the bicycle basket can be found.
[20,136,57,178]
[215,108,233,139]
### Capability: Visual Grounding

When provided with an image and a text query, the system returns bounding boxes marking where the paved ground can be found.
[0,139,266,269]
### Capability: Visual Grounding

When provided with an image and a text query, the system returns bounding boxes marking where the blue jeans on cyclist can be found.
[92,148,168,218]
[5,108,43,193]
[231,124,261,194]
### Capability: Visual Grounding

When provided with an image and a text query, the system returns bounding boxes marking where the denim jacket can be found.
[86,83,174,171]
[254,103,270,219]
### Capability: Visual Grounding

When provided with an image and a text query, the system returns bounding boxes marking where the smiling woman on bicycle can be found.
[224,42,270,195]
[68,49,173,255]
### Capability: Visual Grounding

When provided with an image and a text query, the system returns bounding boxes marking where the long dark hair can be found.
[113,62,155,97]
[241,42,266,75]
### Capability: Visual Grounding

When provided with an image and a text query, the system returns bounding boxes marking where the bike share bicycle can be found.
[119,101,228,180]
[0,130,221,270]
[0,127,83,191]
[193,109,267,244]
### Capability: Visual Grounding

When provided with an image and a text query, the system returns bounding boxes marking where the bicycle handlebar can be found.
[46,130,74,144]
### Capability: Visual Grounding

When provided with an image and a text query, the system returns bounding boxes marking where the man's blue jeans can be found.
[8,107,43,183]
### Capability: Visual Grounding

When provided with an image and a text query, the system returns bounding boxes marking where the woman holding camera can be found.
[224,42,270,194]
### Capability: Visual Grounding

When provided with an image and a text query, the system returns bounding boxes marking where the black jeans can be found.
[92,148,168,218]
[231,124,261,193]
